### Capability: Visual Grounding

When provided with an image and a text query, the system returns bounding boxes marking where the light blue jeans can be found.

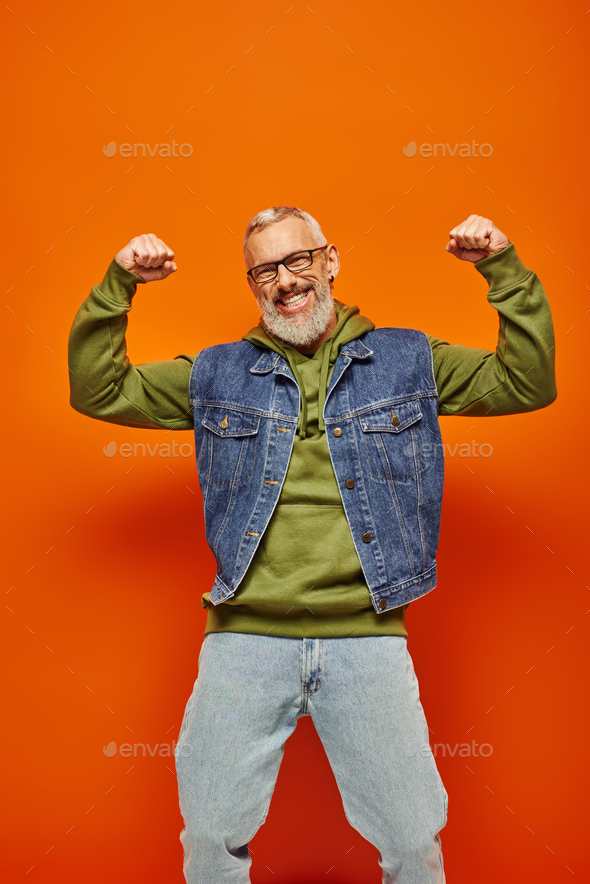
[174,633,447,883]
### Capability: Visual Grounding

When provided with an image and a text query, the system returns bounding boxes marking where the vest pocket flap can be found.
[360,401,423,434]
[202,407,261,437]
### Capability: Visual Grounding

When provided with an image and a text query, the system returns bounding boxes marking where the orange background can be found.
[2,0,589,881]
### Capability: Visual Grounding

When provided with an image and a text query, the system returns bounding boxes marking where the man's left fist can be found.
[446,215,510,263]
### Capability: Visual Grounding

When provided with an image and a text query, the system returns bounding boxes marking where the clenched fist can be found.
[446,215,510,263]
[115,233,177,282]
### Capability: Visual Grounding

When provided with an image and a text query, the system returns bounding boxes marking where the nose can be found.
[275,262,300,291]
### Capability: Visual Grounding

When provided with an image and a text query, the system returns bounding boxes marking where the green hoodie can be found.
[67,242,556,639]
[200,299,407,638]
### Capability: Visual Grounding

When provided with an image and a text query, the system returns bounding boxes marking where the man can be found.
[68,206,556,883]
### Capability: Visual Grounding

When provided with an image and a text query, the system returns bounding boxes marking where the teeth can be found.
[281,289,309,307]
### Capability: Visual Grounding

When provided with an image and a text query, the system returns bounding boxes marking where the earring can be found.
[329,275,334,283]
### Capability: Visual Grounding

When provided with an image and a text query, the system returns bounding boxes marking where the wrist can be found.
[489,240,512,256]
[474,242,531,290]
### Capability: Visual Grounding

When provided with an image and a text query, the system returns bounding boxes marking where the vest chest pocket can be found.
[359,400,426,482]
[200,407,261,486]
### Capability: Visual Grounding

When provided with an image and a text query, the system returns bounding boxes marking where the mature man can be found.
[68,206,556,883]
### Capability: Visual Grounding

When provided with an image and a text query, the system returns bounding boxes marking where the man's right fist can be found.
[115,234,177,282]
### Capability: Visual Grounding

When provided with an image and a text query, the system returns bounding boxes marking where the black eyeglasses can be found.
[247,245,328,285]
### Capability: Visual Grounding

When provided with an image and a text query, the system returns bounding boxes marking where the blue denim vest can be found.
[189,328,444,615]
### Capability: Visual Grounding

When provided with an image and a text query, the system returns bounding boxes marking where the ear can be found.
[325,243,340,282]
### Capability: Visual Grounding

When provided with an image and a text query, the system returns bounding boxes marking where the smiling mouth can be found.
[276,288,313,310]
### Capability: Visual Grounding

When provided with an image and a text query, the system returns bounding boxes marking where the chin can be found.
[257,278,334,345]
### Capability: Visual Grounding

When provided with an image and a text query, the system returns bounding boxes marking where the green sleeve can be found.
[68,258,197,430]
[427,242,557,416]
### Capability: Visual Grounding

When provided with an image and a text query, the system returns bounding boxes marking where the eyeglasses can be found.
[247,245,328,285]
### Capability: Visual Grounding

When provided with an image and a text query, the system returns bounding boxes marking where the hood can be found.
[242,299,375,438]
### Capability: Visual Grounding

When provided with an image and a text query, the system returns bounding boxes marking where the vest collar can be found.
[340,338,374,359]
[249,336,373,375]
[249,349,281,375]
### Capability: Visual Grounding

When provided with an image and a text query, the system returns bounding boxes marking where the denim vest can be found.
[189,328,444,615]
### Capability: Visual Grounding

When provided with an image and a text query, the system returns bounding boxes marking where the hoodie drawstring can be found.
[287,358,308,439]
[284,336,333,438]
[317,341,332,433]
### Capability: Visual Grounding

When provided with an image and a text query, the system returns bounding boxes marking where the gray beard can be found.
[255,277,335,349]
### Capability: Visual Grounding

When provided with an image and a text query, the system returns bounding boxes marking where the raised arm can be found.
[428,215,557,417]
[68,234,197,430]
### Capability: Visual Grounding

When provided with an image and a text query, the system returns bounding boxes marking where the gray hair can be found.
[243,205,327,259]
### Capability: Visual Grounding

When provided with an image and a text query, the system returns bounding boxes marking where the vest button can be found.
[345,479,355,489]
[333,427,342,437]
[391,416,400,427]
[362,532,372,543]
[379,599,387,609]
